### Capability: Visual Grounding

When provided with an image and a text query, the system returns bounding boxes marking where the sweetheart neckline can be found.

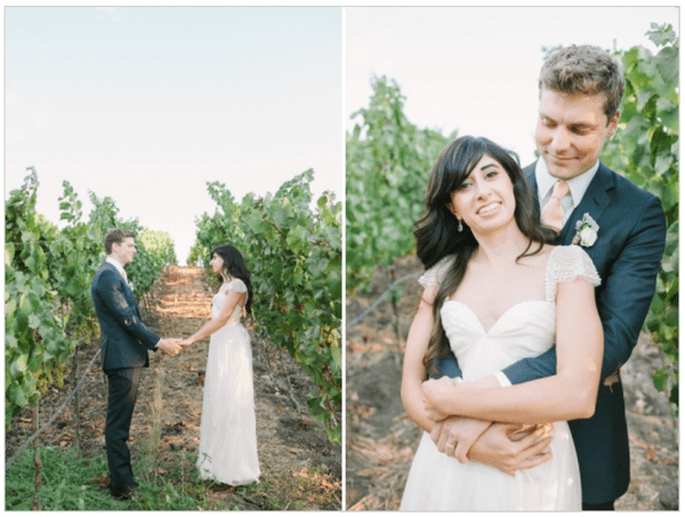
[442,298,554,335]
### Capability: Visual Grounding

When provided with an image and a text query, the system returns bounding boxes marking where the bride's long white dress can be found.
[400,245,600,511]
[197,278,260,485]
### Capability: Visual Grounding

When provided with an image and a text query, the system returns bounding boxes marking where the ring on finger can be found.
[446,442,456,448]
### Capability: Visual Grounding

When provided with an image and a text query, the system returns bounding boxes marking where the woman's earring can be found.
[458,219,463,232]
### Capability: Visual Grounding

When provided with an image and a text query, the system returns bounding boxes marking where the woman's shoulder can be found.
[226,277,248,293]
[548,244,592,263]
[546,244,601,289]
[418,255,456,287]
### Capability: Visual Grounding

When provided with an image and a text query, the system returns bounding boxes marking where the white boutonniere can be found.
[128,281,135,292]
[572,213,599,247]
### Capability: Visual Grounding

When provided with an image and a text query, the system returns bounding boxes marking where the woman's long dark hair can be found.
[413,136,558,375]
[211,244,254,315]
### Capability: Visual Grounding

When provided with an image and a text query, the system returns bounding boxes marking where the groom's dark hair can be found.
[539,44,625,124]
[104,228,137,255]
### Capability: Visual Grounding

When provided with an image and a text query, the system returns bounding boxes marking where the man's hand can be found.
[157,338,181,357]
[430,416,491,463]
[468,422,553,476]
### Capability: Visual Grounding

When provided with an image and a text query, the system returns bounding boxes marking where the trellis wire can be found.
[346,271,421,331]
[5,348,101,470]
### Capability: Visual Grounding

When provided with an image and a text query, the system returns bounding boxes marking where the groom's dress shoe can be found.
[110,484,136,501]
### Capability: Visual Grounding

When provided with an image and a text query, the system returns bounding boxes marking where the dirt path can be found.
[346,256,678,511]
[6,266,341,510]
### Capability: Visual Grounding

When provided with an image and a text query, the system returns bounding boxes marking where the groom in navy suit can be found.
[431,45,666,509]
[91,228,180,500]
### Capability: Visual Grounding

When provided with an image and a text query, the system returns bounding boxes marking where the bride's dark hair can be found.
[414,136,558,375]
[211,244,253,314]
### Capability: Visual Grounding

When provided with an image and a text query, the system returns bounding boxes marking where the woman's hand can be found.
[178,338,193,350]
[430,416,492,462]
[422,377,461,421]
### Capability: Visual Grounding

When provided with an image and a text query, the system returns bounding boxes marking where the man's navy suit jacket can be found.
[434,161,666,504]
[91,261,160,371]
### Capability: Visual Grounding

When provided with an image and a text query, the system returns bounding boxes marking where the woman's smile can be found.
[477,201,501,216]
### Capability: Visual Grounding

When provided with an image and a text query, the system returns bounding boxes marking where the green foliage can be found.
[5,169,74,425]
[5,446,212,511]
[5,447,118,511]
[139,228,177,269]
[121,225,175,299]
[601,23,679,412]
[5,445,339,511]
[5,169,174,427]
[49,181,103,339]
[346,75,455,292]
[190,170,342,443]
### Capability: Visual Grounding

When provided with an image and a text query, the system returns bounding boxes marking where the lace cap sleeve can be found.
[546,245,601,302]
[418,255,455,287]
[227,278,247,294]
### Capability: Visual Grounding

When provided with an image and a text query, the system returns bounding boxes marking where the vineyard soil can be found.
[6,266,341,510]
[346,255,678,511]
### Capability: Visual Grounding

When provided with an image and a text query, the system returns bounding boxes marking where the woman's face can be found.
[447,154,517,236]
[209,253,225,275]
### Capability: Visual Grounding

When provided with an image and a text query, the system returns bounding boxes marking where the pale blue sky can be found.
[346,6,679,165]
[6,6,342,263]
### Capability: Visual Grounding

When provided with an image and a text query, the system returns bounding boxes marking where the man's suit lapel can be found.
[559,163,614,246]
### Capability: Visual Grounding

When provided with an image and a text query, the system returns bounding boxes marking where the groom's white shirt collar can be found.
[106,256,127,280]
[535,158,600,208]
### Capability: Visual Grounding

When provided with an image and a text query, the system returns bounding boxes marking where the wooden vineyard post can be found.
[73,347,80,452]
[389,266,404,351]
[31,403,42,510]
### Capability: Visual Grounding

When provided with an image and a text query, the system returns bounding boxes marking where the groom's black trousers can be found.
[105,367,141,489]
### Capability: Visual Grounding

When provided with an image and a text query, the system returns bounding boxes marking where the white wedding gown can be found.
[400,245,600,511]
[197,278,260,485]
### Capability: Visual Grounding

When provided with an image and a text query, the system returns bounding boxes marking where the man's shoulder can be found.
[94,261,114,274]
[599,162,660,204]
[92,262,117,285]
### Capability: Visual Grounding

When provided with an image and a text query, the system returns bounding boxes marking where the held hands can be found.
[178,338,193,350]
[157,338,182,357]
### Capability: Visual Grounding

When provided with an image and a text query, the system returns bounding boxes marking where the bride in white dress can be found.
[179,244,260,486]
[400,136,602,510]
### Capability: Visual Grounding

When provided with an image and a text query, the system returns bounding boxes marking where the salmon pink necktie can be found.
[541,180,570,232]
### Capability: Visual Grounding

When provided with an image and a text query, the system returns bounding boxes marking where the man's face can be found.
[534,89,619,180]
[112,237,136,266]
